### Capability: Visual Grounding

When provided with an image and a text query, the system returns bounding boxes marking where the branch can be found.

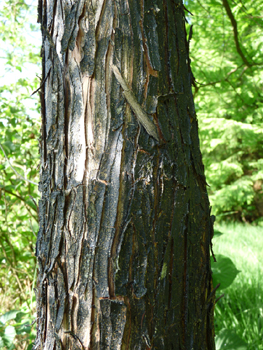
[31,68,51,96]
[222,0,251,66]
[0,143,38,186]
[196,0,210,15]
[193,63,244,96]
[0,187,38,213]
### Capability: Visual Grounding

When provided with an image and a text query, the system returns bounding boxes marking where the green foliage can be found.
[186,0,263,222]
[0,0,40,348]
[215,329,247,350]
[0,308,36,350]
[213,222,263,349]
[209,229,242,349]
[211,254,240,290]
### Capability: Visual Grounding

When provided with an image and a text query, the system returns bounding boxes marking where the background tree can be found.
[35,0,215,349]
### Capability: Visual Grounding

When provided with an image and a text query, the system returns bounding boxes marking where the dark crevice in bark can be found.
[162,0,172,94]
[182,216,188,347]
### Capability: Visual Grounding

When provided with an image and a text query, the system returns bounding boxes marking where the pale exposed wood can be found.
[111,64,159,141]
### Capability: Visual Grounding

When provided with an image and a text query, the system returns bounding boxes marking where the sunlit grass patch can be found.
[213,222,263,349]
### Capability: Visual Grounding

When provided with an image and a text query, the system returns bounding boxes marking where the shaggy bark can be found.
[35,0,216,349]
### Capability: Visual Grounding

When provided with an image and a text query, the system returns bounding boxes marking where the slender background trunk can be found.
[35,0,215,349]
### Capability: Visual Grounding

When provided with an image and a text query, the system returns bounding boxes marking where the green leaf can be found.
[213,230,224,237]
[10,118,16,128]
[7,345,15,350]
[14,312,26,323]
[3,325,16,347]
[16,323,31,335]
[211,254,240,290]
[0,310,20,325]
[0,336,4,347]
[215,328,247,349]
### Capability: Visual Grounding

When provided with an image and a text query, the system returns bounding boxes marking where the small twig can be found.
[183,5,194,16]
[206,283,220,304]
[0,187,38,213]
[222,0,251,66]
[0,143,38,185]
[29,195,39,212]
[215,293,225,304]
[64,331,85,349]
[31,67,51,96]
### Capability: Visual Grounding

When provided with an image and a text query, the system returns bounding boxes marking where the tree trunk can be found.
[35,0,215,349]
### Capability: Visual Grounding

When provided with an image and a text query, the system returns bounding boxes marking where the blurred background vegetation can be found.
[0,0,40,348]
[0,0,262,349]
[187,0,263,224]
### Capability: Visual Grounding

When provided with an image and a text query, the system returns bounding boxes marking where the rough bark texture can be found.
[35,0,216,349]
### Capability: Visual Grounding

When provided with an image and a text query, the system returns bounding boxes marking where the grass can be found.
[213,222,263,349]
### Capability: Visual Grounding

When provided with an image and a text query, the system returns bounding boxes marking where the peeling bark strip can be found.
[36,0,215,349]
[111,64,159,141]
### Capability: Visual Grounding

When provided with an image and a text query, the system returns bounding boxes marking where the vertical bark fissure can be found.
[163,0,172,93]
